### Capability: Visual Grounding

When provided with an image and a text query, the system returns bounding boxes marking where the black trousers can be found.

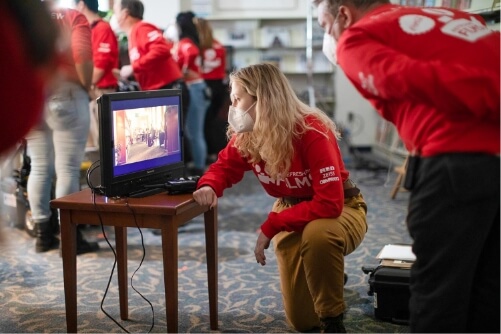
[407,153,500,333]
[204,79,229,155]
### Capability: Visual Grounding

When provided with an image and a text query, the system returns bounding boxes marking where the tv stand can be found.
[50,188,218,333]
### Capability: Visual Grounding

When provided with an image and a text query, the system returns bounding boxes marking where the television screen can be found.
[97,89,185,198]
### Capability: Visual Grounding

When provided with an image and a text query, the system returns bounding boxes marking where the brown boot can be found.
[76,227,100,255]
[35,221,59,253]
[320,314,346,333]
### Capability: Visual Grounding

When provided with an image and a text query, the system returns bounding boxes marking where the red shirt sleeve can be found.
[175,38,202,74]
[260,125,347,239]
[198,119,349,239]
[130,22,171,74]
[336,4,500,156]
[69,11,92,64]
[92,20,118,71]
[196,136,252,196]
[338,5,500,122]
[92,20,118,87]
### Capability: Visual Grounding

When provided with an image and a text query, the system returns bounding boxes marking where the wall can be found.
[142,0,182,30]
[334,69,379,148]
[180,0,311,19]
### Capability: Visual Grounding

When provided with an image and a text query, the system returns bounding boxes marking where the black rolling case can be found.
[362,264,411,325]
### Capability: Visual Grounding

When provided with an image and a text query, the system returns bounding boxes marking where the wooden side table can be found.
[51,188,218,333]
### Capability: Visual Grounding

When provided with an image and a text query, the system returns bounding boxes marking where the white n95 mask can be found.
[322,32,337,65]
[164,23,179,43]
[228,102,256,133]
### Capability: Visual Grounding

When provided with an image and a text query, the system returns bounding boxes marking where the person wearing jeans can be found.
[185,79,210,175]
[26,82,89,245]
[26,6,98,254]
[173,11,210,176]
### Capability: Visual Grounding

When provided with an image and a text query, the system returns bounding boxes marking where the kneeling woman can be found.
[192,63,367,333]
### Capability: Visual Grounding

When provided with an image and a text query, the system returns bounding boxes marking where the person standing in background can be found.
[74,0,119,149]
[314,0,500,332]
[113,0,191,163]
[195,17,229,163]
[26,2,99,254]
[173,11,210,176]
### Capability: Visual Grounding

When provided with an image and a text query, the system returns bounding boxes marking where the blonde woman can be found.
[193,63,367,333]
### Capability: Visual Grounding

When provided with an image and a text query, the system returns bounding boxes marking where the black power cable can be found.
[90,182,155,333]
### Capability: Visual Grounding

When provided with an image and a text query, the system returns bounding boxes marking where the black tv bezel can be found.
[97,89,185,198]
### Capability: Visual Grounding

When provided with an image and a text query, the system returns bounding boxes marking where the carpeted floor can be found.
[0,163,412,333]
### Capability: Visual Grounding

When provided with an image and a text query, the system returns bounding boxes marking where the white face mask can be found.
[228,102,256,133]
[109,14,122,34]
[164,23,179,43]
[322,32,337,65]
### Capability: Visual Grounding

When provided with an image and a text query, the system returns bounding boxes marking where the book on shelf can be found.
[227,29,253,48]
[260,26,291,48]
[261,54,282,69]
[441,0,472,9]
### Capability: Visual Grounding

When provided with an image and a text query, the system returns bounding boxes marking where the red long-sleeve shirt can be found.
[91,19,118,88]
[128,21,182,90]
[197,117,349,239]
[337,4,500,157]
[54,8,93,85]
[201,39,226,80]
[173,37,203,83]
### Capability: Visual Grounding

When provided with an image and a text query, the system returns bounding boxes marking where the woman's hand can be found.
[254,232,271,266]
[192,186,218,209]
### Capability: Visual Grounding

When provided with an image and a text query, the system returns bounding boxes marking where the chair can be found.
[390,156,408,199]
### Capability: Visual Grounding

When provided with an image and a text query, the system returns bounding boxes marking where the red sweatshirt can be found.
[54,8,93,85]
[128,21,182,90]
[197,117,349,239]
[337,4,500,157]
[91,19,118,88]
[201,39,226,80]
[173,37,203,83]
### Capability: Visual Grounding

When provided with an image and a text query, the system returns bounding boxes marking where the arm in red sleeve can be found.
[260,127,346,239]
[196,137,252,197]
[132,24,171,74]
[338,28,500,122]
[179,41,200,72]
[70,13,93,64]
[92,23,118,72]
[70,12,93,89]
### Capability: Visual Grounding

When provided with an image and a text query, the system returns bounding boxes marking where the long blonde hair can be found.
[228,63,340,180]
[194,17,214,51]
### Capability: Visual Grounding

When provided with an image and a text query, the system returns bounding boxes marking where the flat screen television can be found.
[97,89,185,198]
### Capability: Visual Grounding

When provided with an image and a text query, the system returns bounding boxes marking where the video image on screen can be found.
[113,104,180,168]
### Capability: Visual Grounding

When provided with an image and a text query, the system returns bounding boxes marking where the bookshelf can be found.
[206,17,336,116]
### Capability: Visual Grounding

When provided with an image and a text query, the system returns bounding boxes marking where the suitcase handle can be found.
[361,264,381,275]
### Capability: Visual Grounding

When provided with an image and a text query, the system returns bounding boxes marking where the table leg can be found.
[115,226,128,320]
[60,210,78,333]
[162,222,178,333]
[204,207,219,330]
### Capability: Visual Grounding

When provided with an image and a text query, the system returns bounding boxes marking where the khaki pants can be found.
[272,193,367,331]
[87,87,116,149]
